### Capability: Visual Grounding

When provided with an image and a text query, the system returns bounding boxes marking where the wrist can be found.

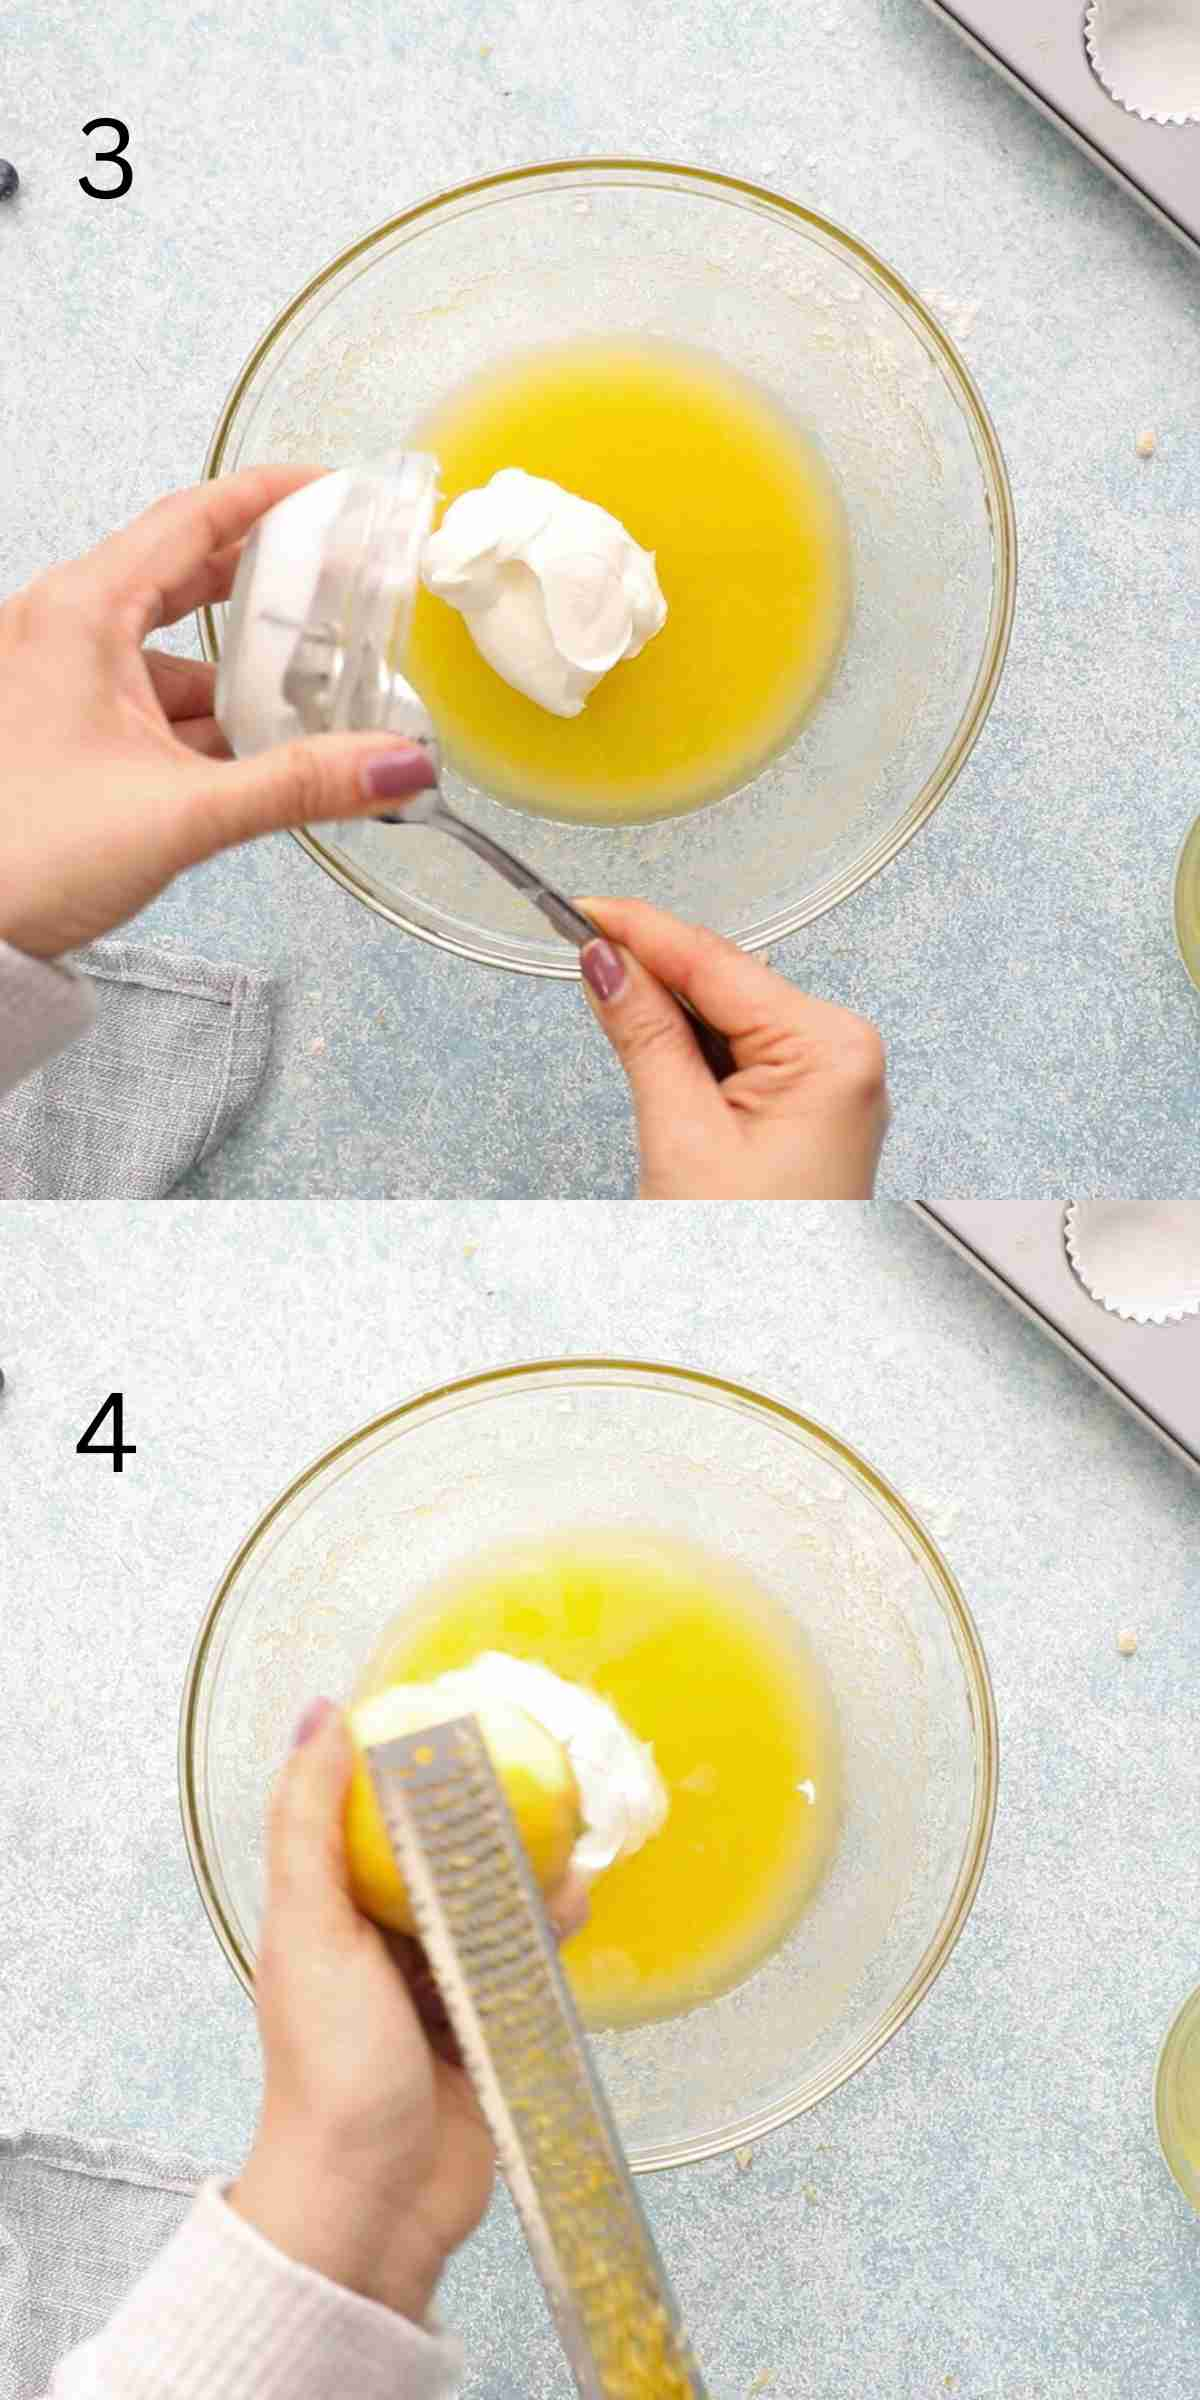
[230,2132,446,2325]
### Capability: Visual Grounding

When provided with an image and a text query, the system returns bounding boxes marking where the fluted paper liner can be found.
[1084,1,1200,126]
[1064,1201,1200,1324]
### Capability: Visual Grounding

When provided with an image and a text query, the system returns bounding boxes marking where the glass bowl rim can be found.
[178,1351,999,2170]
[197,155,1018,975]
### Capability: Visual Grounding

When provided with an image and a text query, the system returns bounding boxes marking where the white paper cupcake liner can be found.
[1084,1,1200,126]
[1064,1201,1200,1323]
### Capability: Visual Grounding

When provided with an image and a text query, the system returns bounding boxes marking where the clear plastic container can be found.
[215,453,439,758]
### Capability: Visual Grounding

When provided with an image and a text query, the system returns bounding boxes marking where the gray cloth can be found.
[0,2130,226,2400]
[0,940,272,1198]
[0,944,95,1097]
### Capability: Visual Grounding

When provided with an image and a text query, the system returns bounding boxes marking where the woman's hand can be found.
[579,898,888,1198]
[230,1699,586,2327]
[0,468,435,961]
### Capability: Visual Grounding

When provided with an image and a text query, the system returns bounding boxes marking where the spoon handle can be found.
[666,997,737,1085]
[434,808,737,1083]
[433,808,600,946]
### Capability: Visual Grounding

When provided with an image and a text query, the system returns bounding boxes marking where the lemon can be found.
[344,1681,582,1934]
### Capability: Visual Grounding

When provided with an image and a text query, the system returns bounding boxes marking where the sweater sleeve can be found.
[0,939,96,1099]
[43,2182,465,2400]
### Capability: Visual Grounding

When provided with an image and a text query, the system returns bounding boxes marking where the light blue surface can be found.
[4,0,1199,1196]
[1,1201,1198,2395]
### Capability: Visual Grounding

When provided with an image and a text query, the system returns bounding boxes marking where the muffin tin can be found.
[917,1202,1200,1472]
[924,2,1200,254]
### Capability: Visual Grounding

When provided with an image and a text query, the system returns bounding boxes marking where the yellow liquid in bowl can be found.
[358,1531,840,2028]
[406,339,850,826]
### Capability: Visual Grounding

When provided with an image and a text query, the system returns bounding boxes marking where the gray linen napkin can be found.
[0,939,272,1199]
[0,2130,226,2400]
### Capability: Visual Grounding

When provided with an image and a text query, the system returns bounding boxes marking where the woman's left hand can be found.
[579,897,889,1199]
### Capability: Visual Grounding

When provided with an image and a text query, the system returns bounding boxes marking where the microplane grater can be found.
[365,1718,708,2400]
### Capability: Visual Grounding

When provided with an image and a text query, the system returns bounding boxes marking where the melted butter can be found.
[358,1530,841,2029]
[405,336,850,825]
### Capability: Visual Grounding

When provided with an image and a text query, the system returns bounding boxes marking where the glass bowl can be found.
[180,1358,997,2170]
[1155,1979,1200,2213]
[1173,812,1200,994]
[200,160,1016,975]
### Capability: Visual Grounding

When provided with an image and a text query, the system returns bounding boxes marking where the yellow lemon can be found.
[344,1681,582,1934]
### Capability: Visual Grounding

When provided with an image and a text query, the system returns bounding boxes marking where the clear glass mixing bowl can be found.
[1173,811,1200,994]
[180,1359,997,2169]
[200,160,1016,974]
[1155,1979,1200,2214]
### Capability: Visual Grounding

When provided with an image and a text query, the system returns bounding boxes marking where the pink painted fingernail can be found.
[581,940,626,1002]
[292,1697,334,1749]
[360,748,438,801]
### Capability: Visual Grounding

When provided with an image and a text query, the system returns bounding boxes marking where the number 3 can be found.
[80,118,132,200]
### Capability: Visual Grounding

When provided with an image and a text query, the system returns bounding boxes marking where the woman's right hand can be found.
[579,898,889,1199]
[230,1699,586,2327]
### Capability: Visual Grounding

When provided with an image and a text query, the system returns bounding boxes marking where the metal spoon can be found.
[379,782,736,1083]
[265,600,735,1077]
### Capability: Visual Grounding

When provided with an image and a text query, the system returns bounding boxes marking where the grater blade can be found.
[365,1718,708,2400]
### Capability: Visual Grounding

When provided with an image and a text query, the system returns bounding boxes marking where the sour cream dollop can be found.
[419,1649,670,1878]
[420,467,667,719]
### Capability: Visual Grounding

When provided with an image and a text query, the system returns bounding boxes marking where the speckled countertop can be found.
[2,1200,1198,2394]
[5,0,1200,1196]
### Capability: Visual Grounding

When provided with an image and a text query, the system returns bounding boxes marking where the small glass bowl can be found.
[179,1357,997,2170]
[200,159,1016,975]
[1155,1979,1200,2213]
[1173,812,1200,994]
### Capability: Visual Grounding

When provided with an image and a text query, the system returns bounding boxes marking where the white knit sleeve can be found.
[43,2182,465,2400]
[0,939,96,1099]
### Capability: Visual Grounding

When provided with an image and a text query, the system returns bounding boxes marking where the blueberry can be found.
[0,161,19,202]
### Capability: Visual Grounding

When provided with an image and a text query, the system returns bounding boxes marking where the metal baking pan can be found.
[922,2,1200,256]
[914,1201,1200,1475]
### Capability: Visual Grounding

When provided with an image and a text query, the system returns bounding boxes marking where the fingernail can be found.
[360,748,439,802]
[292,1697,334,1749]
[580,940,626,1003]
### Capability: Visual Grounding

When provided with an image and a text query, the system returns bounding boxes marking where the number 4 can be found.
[76,1392,136,1472]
